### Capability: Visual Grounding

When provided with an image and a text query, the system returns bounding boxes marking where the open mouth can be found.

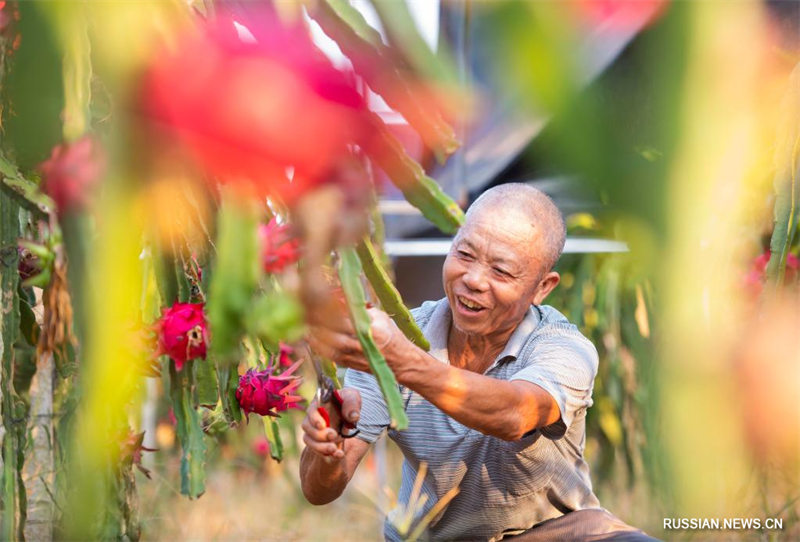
[456,295,485,313]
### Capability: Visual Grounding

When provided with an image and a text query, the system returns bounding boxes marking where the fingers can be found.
[301,404,345,459]
[307,326,370,371]
[302,433,344,460]
[322,313,356,335]
[308,326,362,356]
[305,298,355,334]
[338,388,362,425]
[367,308,399,350]
[300,387,363,460]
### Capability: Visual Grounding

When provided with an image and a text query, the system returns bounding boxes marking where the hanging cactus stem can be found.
[356,237,430,350]
[337,247,408,430]
[310,0,461,161]
[365,110,465,235]
[168,361,207,499]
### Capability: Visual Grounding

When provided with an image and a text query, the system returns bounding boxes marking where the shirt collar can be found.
[422,298,541,370]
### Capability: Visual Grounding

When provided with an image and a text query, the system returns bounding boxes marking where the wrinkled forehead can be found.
[455,207,545,264]
[461,203,538,238]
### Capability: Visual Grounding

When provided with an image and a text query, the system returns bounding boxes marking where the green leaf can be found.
[262,417,283,463]
[356,238,429,350]
[337,247,408,430]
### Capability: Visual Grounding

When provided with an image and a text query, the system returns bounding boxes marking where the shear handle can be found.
[316,387,360,439]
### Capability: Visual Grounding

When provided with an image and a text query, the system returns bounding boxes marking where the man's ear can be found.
[532,272,560,306]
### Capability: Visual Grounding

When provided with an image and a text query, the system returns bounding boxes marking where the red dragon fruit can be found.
[235,360,304,418]
[155,302,208,371]
[251,436,270,457]
[38,136,105,215]
[0,1,9,33]
[141,9,371,204]
[572,0,668,30]
[743,250,800,297]
[277,343,294,368]
[259,218,301,273]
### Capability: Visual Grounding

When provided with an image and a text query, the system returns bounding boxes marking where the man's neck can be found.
[446,324,516,373]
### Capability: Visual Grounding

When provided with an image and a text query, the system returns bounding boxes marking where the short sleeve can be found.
[343,368,391,443]
[510,332,598,439]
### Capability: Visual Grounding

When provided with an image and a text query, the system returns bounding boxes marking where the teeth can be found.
[459,296,482,310]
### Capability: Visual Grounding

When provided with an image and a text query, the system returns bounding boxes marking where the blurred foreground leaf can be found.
[767,63,800,288]
[1,2,63,171]
[207,190,260,424]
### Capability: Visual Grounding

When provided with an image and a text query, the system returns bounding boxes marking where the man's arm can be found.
[299,389,371,504]
[309,310,562,442]
[299,436,370,505]
[397,351,561,441]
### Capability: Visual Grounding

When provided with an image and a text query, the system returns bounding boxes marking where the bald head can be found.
[465,184,566,271]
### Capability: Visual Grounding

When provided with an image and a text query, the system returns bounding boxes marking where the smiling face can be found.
[442,207,560,342]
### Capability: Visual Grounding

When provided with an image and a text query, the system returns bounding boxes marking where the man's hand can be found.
[366,308,417,365]
[301,388,362,460]
[306,307,417,374]
[299,387,370,505]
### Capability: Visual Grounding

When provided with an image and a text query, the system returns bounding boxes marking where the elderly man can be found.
[300,184,656,541]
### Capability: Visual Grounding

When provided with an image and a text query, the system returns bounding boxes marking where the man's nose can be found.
[462,264,489,292]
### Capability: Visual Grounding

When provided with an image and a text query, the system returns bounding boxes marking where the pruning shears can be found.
[311,354,360,440]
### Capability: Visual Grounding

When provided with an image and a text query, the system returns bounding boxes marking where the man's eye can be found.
[493,267,511,277]
[457,250,473,260]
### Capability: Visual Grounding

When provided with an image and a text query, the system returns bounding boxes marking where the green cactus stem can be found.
[356,238,429,350]
[337,247,408,430]
[1,191,26,541]
[311,0,460,164]
[168,361,207,499]
[365,111,464,235]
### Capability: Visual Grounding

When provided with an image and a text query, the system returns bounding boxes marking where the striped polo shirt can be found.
[344,298,601,541]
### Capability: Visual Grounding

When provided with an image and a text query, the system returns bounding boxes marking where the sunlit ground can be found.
[139,439,386,541]
[139,431,800,541]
